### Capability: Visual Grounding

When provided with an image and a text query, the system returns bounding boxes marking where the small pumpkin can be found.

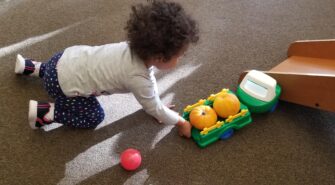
[213,93,240,118]
[189,105,218,130]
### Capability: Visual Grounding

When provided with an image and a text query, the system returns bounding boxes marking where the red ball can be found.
[120,148,142,171]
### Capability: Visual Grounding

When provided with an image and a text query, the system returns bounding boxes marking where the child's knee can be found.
[95,110,105,125]
[89,109,105,128]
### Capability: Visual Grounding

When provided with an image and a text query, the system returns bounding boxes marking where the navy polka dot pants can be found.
[40,52,105,128]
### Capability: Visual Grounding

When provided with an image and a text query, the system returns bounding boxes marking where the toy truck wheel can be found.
[270,101,279,113]
[220,128,234,140]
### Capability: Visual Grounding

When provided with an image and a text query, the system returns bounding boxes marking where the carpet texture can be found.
[1,0,335,185]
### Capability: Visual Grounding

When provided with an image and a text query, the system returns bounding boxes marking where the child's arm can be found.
[128,77,191,138]
[155,104,175,123]
[156,105,191,138]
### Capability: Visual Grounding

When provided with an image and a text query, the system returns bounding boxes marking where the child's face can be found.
[152,45,188,70]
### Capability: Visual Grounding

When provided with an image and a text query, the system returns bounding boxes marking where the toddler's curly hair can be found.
[125,0,199,62]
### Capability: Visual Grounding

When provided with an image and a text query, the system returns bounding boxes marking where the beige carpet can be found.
[1,0,335,184]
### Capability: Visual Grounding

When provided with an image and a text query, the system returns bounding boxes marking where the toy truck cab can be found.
[237,70,281,113]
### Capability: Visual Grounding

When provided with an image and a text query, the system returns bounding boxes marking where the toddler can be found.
[14,0,199,138]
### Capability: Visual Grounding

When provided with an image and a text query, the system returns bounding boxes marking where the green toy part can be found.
[236,84,281,113]
[182,91,253,148]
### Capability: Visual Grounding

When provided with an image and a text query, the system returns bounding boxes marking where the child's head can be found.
[125,0,199,69]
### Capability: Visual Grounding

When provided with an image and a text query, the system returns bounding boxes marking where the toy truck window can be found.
[245,80,268,98]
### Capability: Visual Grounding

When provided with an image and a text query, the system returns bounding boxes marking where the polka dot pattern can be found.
[40,52,105,128]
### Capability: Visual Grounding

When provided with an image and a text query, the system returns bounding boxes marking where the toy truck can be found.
[182,89,252,148]
[237,70,282,113]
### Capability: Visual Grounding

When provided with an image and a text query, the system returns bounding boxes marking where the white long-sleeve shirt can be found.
[56,42,180,125]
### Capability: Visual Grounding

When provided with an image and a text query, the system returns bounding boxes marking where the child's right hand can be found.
[177,119,192,138]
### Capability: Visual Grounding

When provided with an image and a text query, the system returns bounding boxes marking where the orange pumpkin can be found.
[213,93,240,118]
[189,105,217,130]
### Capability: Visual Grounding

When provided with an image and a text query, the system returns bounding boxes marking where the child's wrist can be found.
[177,117,186,126]
[177,118,184,125]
